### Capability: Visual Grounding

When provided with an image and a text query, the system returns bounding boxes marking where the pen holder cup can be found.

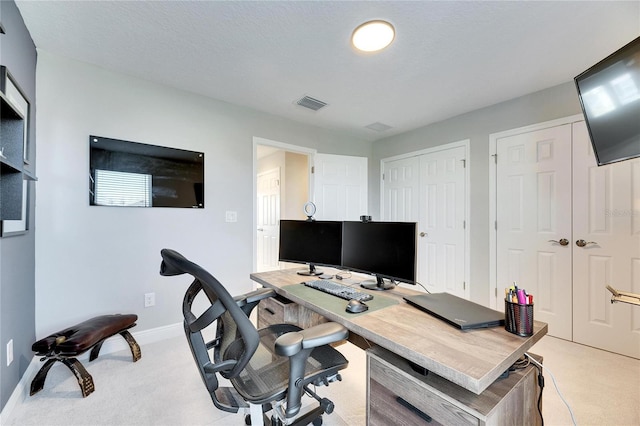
[504,300,534,337]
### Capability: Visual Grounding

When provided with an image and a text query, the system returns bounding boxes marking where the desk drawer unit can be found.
[367,347,542,426]
[257,295,328,329]
[257,295,298,328]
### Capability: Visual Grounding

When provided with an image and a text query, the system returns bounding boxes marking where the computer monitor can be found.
[342,221,417,290]
[278,220,343,276]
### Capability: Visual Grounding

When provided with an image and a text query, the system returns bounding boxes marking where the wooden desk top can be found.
[251,268,547,395]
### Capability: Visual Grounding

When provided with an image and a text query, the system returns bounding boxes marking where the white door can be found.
[382,146,467,296]
[419,147,467,296]
[496,125,573,340]
[313,154,367,220]
[257,168,280,272]
[382,156,420,222]
[572,122,640,358]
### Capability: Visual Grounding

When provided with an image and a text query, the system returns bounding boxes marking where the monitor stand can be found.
[296,263,323,276]
[360,275,396,291]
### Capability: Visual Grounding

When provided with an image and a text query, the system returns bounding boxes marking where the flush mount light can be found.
[351,20,395,52]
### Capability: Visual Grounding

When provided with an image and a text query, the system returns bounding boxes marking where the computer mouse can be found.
[346,299,369,313]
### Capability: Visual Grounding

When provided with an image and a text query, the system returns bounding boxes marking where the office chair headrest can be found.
[159,248,189,276]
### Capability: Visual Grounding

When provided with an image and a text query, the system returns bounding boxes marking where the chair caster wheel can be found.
[245,414,251,425]
[312,416,323,426]
[320,398,334,414]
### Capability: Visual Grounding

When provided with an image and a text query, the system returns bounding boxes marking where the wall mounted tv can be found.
[89,135,204,208]
[575,35,640,166]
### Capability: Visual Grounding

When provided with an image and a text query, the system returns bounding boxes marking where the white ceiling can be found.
[15,1,640,142]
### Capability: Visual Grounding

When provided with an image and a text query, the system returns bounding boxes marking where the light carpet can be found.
[4,335,639,425]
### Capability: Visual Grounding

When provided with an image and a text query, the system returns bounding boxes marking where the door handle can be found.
[548,238,569,246]
[576,239,598,247]
[257,228,264,232]
[419,232,427,237]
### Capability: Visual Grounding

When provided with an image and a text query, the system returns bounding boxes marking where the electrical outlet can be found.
[144,292,155,308]
[7,339,13,366]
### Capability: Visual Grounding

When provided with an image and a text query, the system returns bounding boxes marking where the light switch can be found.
[225,211,238,222]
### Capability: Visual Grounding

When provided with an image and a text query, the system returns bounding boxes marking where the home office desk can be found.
[250,268,548,425]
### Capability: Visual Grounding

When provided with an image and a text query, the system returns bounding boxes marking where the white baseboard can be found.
[0,322,183,424]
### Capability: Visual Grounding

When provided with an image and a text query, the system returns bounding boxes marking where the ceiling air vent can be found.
[365,122,393,132]
[296,95,328,111]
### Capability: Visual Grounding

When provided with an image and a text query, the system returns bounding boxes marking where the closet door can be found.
[382,145,467,296]
[495,125,573,340]
[572,121,640,359]
[382,156,420,222]
[419,147,467,296]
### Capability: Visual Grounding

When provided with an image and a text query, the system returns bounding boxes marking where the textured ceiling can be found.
[15,1,640,142]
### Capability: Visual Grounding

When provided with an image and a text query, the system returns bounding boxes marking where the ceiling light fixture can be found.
[351,20,395,53]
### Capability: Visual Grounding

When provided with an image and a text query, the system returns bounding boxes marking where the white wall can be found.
[34,52,371,337]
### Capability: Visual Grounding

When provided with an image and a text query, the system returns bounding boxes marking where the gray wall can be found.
[370,82,583,304]
[0,0,36,411]
[34,51,371,342]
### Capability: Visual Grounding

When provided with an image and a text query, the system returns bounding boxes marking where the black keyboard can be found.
[303,280,373,302]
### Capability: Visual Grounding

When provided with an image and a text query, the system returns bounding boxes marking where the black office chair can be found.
[159,249,349,426]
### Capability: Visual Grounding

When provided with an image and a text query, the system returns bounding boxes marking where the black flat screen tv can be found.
[575,36,640,166]
[89,135,204,208]
[278,220,343,276]
[342,221,417,290]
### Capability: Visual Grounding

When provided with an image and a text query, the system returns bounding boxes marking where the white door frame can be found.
[380,139,470,296]
[252,137,317,274]
[488,114,584,309]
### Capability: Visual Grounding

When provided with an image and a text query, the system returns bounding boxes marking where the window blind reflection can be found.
[94,169,152,207]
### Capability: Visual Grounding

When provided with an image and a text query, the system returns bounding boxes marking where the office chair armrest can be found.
[274,322,349,357]
[235,288,276,305]
[234,288,277,317]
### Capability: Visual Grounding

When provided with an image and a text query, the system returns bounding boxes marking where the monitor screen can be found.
[342,221,417,289]
[575,36,640,166]
[278,220,343,276]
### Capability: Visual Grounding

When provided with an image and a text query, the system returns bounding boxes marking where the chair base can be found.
[247,383,336,426]
[247,405,326,426]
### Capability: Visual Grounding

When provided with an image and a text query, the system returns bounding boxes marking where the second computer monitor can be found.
[342,221,417,290]
[278,220,343,276]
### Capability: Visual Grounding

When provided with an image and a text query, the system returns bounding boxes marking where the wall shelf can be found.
[1,89,34,220]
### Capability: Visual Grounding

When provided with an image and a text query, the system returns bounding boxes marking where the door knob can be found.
[548,239,569,246]
[420,232,427,237]
[576,239,597,247]
[257,228,264,232]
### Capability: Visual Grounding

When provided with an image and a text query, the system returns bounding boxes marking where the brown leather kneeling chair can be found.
[31,314,141,397]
